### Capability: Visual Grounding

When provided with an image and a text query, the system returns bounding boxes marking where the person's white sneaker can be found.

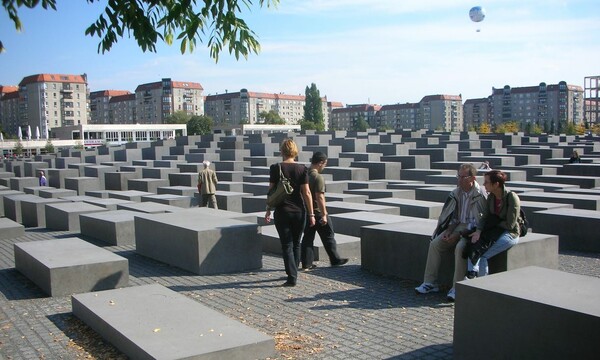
[414,283,439,294]
[447,288,456,302]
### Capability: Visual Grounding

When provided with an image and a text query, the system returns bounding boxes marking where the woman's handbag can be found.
[266,163,294,208]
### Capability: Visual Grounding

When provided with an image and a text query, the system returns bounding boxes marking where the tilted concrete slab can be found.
[14,237,128,297]
[454,267,600,360]
[72,284,275,360]
[116,202,186,214]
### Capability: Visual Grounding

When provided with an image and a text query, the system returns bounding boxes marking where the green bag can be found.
[266,163,294,208]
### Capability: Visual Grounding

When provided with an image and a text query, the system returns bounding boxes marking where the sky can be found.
[1,0,599,105]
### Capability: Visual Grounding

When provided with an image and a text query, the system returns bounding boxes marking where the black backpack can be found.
[509,191,529,237]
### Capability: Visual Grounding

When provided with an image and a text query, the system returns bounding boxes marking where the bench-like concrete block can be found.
[135,210,261,275]
[82,198,134,211]
[534,208,600,252]
[45,202,108,231]
[324,201,400,215]
[0,217,25,239]
[38,188,77,199]
[330,211,414,237]
[127,178,170,193]
[117,202,185,214]
[14,237,128,296]
[454,266,600,359]
[80,210,138,246]
[72,284,275,360]
[141,194,195,208]
[108,190,153,202]
[366,198,444,219]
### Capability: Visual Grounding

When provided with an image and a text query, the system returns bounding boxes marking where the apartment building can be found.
[89,90,131,124]
[376,103,420,130]
[204,89,329,127]
[0,86,19,136]
[110,93,137,124]
[330,104,381,131]
[490,81,583,131]
[584,76,599,126]
[463,97,491,130]
[14,74,89,138]
[135,78,204,124]
[419,95,463,131]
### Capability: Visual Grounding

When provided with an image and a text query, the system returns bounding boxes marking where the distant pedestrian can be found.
[569,150,581,163]
[38,171,47,186]
[198,160,218,209]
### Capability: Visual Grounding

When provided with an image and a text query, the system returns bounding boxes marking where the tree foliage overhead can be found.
[1,0,279,61]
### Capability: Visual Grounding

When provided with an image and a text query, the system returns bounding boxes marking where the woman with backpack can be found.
[466,170,521,278]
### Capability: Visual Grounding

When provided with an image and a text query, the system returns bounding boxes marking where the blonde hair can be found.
[280,139,298,159]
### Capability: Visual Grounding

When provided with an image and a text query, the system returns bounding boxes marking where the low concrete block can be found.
[80,210,138,246]
[331,211,414,237]
[108,190,154,202]
[135,210,261,274]
[45,202,108,231]
[261,224,360,261]
[534,208,600,252]
[38,188,77,199]
[141,194,195,208]
[0,217,25,239]
[20,197,69,227]
[127,178,169,193]
[117,202,185,214]
[82,198,134,210]
[454,266,600,359]
[9,177,39,191]
[64,177,101,196]
[14,237,128,297]
[71,284,275,360]
[365,198,444,219]
[324,201,400,215]
[4,194,39,223]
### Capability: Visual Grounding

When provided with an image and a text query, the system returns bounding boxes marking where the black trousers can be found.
[301,214,342,268]
[274,209,305,283]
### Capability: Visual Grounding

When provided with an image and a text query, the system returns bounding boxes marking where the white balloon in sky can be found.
[469,6,486,23]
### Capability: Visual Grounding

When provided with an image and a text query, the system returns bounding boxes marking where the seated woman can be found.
[569,150,581,163]
[466,170,520,277]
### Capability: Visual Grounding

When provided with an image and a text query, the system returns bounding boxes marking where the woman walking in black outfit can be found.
[265,139,315,286]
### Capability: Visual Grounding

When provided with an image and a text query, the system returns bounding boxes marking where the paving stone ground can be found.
[1,228,599,359]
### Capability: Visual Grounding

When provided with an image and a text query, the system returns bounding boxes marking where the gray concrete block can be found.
[47,168,80,188]
[135,209,261,274]
[127,178,170,193]
[141,194,195,208]
[71,284,275,360]
[518,191,600,210]
[64,177,101,195]
[454,266,600,360]
[0,217,25,239]
[365,198,444,219]
[80,210,138,246]
[38,188,78,199]
[82,198,134,210]
[168,172,199,187]
[157,186,198,197]
[23,186,49,196]
[45,202,108,231]
[324,201,400,215]
[9,177,39,191]
[14,237,128,297]
[142,167,179,180]
[20,197,69,227]
[534,208,600,251]
[4,194,38,223]
[261,224,361,261]
[104,171,140,191]
[330,211,414,237]
[343,188,415,200]
[349,161,402,180]
[108,190,154,202]
[117,202,186,214]
[24,161,48,177]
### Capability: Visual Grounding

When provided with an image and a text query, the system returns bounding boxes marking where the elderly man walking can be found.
[198,160,218,209]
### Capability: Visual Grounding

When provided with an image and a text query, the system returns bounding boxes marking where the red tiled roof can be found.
[420,94,462,102]
[19,74,87,86]
[90,90,131,99]
[110,93,136,103]
[0,85,18,94]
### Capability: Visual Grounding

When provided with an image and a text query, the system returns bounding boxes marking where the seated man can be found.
[415,163,487,302]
